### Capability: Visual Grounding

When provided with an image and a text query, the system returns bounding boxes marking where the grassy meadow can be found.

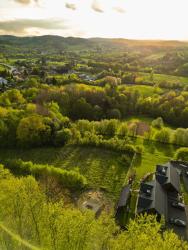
[0,145,130,200]
[0,139,180,199]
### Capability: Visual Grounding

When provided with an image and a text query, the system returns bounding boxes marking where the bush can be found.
[94,119,119,136]
[135,145,144,154]
[117,123,128,137]
[174,148,188,162]
[120,154,132,166]
[151,117,164,129]
[154,128,171,143]
[54,128,72,146]
[75,131,135,155]
[16,115,51,147]
[173,128,188,146]
[4,159,87,190]
[107,109,121,119]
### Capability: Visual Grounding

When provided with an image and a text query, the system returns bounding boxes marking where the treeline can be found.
[0,87,187,149]
[35,83,188,127]
[3,159,87,190]
[0,166,187,250]
[1,82,188,133]
[73,119,188,147]
[75,133,137,155]
[0,89,72,147]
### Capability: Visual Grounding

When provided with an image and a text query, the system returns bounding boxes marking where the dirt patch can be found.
[77,190,112,216]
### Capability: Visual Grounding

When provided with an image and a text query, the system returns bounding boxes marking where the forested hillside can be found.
[0,35,188,249]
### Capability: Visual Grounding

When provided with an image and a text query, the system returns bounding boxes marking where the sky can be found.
[0,0,188,40]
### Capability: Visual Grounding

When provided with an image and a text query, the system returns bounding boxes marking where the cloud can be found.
[113,6,126,14]
[14,0,38,5]
[65,2,76,11]
[91,0,104,13]
[0,19,67,34]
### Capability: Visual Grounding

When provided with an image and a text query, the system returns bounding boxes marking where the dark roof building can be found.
[137,164,180,219]
[137,180,167,218]
[116,185,131,209]
[155,164,180,194]
[115,185,131,227]
[136,163,187,240]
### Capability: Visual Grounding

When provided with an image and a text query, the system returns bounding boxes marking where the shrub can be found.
[174,148,188,162]
[54,128,72,146]
[173,128,188,146]
[151,117,164,129]
[135,145,144,154]
[16,115,51,147]
[107,109,121,119]
[154,128,171,143]
[4,159,87,190]
[75,132,135,155]
[120,154,132,166]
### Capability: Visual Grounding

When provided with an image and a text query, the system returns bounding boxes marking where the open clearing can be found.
[0,145,130,200]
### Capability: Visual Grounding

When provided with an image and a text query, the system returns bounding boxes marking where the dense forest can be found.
[0,35,188,249]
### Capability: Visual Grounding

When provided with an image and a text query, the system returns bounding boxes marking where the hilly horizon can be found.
[0,0,188,248]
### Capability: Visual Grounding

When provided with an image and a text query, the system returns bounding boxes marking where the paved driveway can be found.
[167,197,187,240]
[168,161,188,192]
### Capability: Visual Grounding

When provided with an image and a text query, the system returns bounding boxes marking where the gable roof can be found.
[137,180,167,217]
[116,185,131,208]
[155,164,180,193]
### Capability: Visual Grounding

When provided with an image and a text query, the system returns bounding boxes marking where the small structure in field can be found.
[78,190,111,217]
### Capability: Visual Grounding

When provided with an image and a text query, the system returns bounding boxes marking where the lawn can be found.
[125,115,154,124]
[119,85,164,97]
[0,140,184,210]
[136,72,188,85]
[0,145,130,200]
[132,139,178,183]
[127,139,180,214]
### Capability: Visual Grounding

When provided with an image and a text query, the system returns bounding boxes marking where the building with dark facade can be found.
[137,162,188,240]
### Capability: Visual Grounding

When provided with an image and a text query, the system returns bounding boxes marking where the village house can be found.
[137,163,187,240]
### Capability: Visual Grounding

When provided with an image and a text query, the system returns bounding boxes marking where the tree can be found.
[71,98,93,120]
[107,109,121,119]
[117,123,128,137]
[0,173,187,250]
[174,147,188,162]
[173,128,188,146]
[54,128,72,146]
[151,117,164,129]
[0,89,25,107]
[17,115,51,147]
[154,128,171,144]
[110,214,188,250]
[96,119,119,136]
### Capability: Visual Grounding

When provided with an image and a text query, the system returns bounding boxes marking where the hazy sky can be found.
[0,0,188,40]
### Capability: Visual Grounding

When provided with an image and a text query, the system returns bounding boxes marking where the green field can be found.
[0,145,130,200]
[136,72,188,85]
[0,141,179,195]
[132,139,178,183]
[123,85,164,96]
[127,139,180,213]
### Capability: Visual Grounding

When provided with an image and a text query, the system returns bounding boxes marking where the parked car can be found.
[171,201,185,210]
[169,218,186,227]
